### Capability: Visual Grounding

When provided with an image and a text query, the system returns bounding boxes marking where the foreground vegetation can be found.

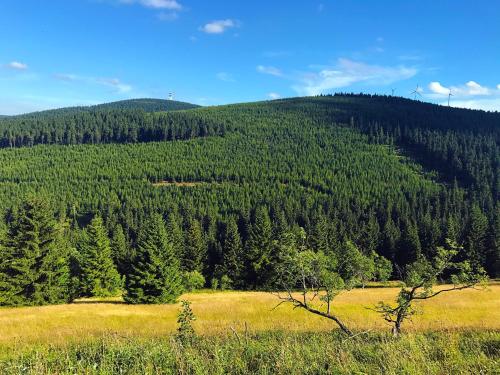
[0,331,498,374]
[0,287,498,373]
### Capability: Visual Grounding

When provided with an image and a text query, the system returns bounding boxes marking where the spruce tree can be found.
[0,196,70,306]
[308,212,330,254]
[78,215,121,297]
[111,223,130,275]
[182,218,205,273]
[246,205,272,287]
[223,216,244,287]
[125,213,182,304]
[166,209,185,259]
[396,221,422,267]
[465,204,488,267]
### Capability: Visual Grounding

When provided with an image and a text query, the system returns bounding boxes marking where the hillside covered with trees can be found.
[0,94,498,306]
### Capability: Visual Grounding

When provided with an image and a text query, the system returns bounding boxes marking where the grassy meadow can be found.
[0,284,498,373]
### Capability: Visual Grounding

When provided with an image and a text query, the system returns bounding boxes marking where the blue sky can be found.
[1,0,499,114]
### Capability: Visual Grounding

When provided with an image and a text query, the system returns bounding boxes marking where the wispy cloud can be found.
[96,78,132,93]
[256,65,283,77]
[268,92,281,100]
[262,50,293,58]
[119,0,182,10]
[54,73,132,93]
[216,72,235,82]
[53,73,78,81]
[157,11,179,21]
[200,19,238,34]
[4,61,28,70]
[292,58,417,96]
[398,54,424,61]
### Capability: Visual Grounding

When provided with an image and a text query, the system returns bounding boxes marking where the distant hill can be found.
[93,98,200,112]
[2,98,199,119]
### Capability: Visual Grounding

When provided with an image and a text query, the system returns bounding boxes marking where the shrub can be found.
[182,271,205,292]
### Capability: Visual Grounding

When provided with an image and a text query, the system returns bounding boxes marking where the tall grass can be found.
[0,331,498,374]
[0,285,498,348]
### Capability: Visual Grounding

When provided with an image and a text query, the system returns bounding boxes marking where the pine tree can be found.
[465,205,488,267]
[0,196,70,306]
[308,212,330,254]
[166,210,185,258]
[111,224,130,275]
[125,213,182,304]
[78,215,121,297]
[246,206,272,287]
[182,218,205,273]
[486,203,500,277]
[382,216,400,261]
[223,216,244,287]
[396,221,422,267]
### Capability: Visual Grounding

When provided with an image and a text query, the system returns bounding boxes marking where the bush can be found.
[220,275,232,290]
[182,271,205,292]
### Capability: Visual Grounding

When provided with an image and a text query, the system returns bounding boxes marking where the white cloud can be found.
[200,19,238,34]
[120,0,182,10]
[497,84,500,90]
[96,78,132,93]
[256,65,283,77]
[5,61,28,70]
[268,92,281,100]
[216,72,235,82]
[293,58,417,96]
[428,81,449,95]
[445,98,500,112]
[428,80,493,97]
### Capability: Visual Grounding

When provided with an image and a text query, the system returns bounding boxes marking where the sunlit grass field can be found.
[1,283,498,350]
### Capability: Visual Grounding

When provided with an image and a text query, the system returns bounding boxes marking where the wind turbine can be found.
[448,89,453,107]
[411,85,422,100]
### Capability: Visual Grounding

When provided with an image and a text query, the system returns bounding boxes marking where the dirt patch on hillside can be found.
[152,181,204,187]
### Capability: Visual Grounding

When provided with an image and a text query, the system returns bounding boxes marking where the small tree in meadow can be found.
[273,233,353,336]
[374,239,487,336]
[176,300,197,345]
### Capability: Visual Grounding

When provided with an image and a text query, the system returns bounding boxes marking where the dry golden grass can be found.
[0,284,498,348]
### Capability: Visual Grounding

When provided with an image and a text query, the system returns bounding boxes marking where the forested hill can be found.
[93,98,199,112]
[0,94,497,283]
[2,98,198,121]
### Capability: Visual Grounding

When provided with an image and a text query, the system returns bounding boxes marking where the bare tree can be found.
[373,239,487,337]
[273,246,354,337]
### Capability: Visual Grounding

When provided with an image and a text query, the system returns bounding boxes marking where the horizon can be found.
[4,93,500,117]
[1,0,500,115]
